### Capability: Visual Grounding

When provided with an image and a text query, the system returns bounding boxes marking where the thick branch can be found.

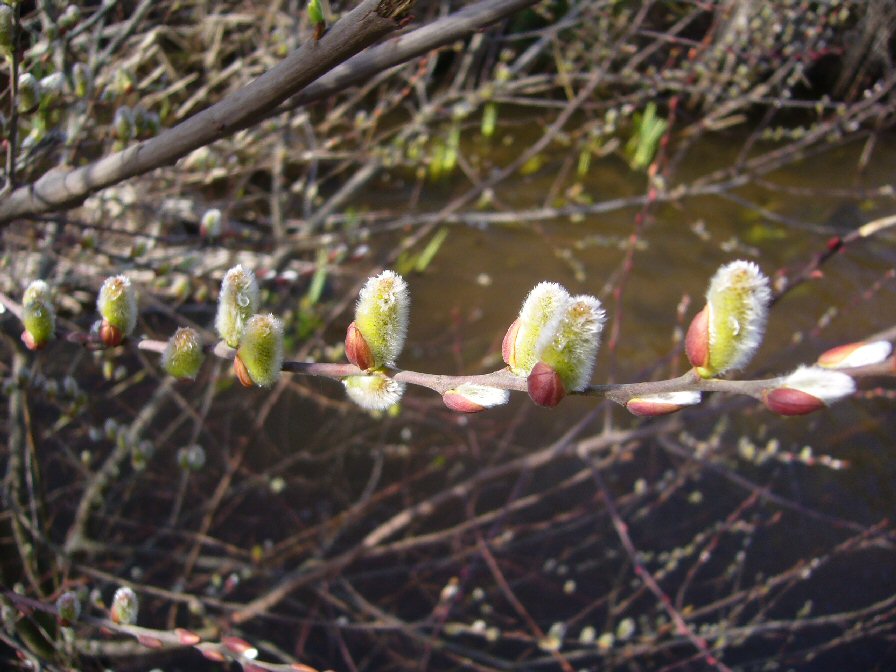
[0,0,414,223]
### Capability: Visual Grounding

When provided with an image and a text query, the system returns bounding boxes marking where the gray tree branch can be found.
[0,0,540,225]
[0,0,415,223]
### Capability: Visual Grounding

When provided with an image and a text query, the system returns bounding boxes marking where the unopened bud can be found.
[345,320,374,371]
[162,327,204,379]
[762,366,855,416]
[343,373,404,411]
[97,275,137,343]
[215,265,259,347]
[527,361,566,407]
[223,636,258,658]
[443,383,509,413]
[21,280,55,350]
[352,270,410,369]
[817,340,892,369]
[626,391,702,416]
[99,320,123,347]
[110,586,138,625]
[235,314,284,387]
[55,591,81,626]
[687,261,770,378]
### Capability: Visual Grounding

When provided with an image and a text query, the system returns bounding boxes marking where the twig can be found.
[587,459,734,672]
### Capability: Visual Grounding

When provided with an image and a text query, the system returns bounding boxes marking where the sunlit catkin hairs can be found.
[215,264,259,348]
[503,283,606,407]
[537,294,606,393]
[343,373,405,411]
[686,260,771,378]
[502,282,569,377]
[345,270,410,371]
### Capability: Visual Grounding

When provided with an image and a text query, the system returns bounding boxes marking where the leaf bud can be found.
[343,373,405,411]
[162,327,203,379]
[527,361,566,407]
[215,265,259,347]
[110,586,138,625]
[817,340,892,369]
[21,280,55,350]
[626,391,702,416]
[352,270,410,369]
[234,314,284,387]
[345,320,374,371]
[762,366,855,416]
[443,383,509,413]
[503,282,569,376]
[97,275,137,344]
[687,260,770,378]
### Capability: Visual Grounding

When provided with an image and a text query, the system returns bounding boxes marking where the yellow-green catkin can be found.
[504,282,569,376]
[537,294,606,392]
[215,265,259,348]
[22,280,55,347]
[701,260,770,378]
[161,327,204,380]
[236,314,284,387]
[353,270,410,369]
[97,275,138,336]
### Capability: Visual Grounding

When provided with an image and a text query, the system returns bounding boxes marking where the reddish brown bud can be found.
[626,399,681,416]
[198,644,227,662]
[138,635,164,649]
[762,387,825,416]
[527,361,566,407]
[176,628,202,645]
[501,318,520,367]
[233,354,253,388]
[222,636,255,655]
[99,319,124,347]
[345,320,374,371]
[685,306,710,372]
[21,330,45,351]
[443,391,485,413]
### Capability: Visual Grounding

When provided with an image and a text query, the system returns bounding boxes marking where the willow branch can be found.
[0,0,415,223]
[134,337,895,408]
